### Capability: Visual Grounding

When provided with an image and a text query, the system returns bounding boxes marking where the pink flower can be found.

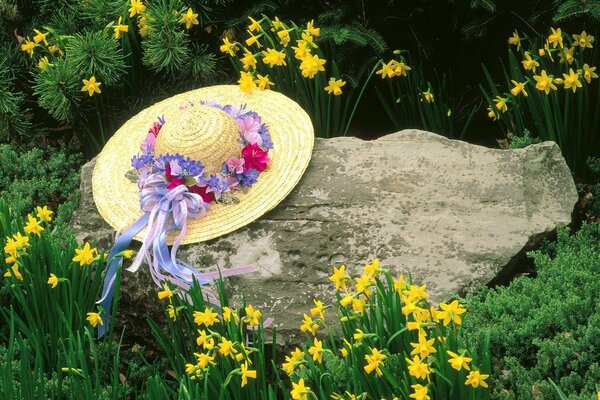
[242,143,270,172]
[141,131,157,152]
[238,114,262,145]
[189,184,215,203]
[226,156,245,174]
[165,165,185,189]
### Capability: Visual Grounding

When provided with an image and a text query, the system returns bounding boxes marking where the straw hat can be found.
[92,85,314,244]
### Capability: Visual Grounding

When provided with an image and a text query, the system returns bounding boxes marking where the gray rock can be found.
[71,130,577,345]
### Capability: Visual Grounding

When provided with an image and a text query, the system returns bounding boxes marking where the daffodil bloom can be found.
[185,363,202,379]
[351,298,365,314]
[580,63,599,83]
[487,106,497,120]
[38,56,49,70]
[47,273,59,288]
[240,362,256,387]
[241,48,257,70]
[292,40,311,60]
[157,283,173,300]
[167,305,177,320]
[4,264,23,281]
[308,337,323,363]
[299,53,326,78]
[533,70,558,95]
[510,80,528,97]
[86,312,103,327]
[376,60,397,79]
[12,232,29,248]
[573,31,594,49]
[563,68,582,93]
[47,44,62,56]
[291,347,305,362]
[81,76,102,97]
[508,30,522,51]
[113,16,129,39]
[301,32,318,48]
[548,27,563,48]
[339,294,353,307]
[422,89,434,103]
[72,242,97,266]
[245,31,263,48]
[291,378,311,400]
[238,71,256,94]
[138,15,150,36]
[353,328,365,341]
[195,329,213,348]
[406,355,431,379]
[21,38,35,57]
[354,273,374,296]
[493,96,508,113]
[437,299,467,325]
[324,78,346,96]
[35,205,53,222]
[305,20,320,37]
[364,347,386,376]
[538,48,545,57]
[394,274,407,291]
[410,334,437,358]
[558,47,575,65]
[271,16,282,30]
[180,8,199,29]
[194,352,216,368]
[447,350,472,371]
[220,37,238,56]
[255,74,274,90]
[300,313,318,335]
[218,337,237,358]
[465,370,489,388]
[521,52,539,72]
[329,264,350,290]
[128,0,145,17]
[262,48,287,67]
[248,16,262,32]
[404,284,430,302]
[33,29,48,45]
[24,214,44,236]
[122,249,134,259]
[193,307,219,327]
[222,306,236,323]
[409,384,430,400]
[243,304,261,327]
[282,355,297,375]
[277,29,291,46]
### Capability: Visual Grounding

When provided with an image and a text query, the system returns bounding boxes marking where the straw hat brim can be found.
[92,85,314,245]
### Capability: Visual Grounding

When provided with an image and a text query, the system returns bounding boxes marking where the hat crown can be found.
[154,105,240,175]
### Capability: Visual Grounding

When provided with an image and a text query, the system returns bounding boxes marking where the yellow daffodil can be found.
[510,80,528,97]
[81,76,102,97]
[548,27,563,48]
[219,37,238,56]
[240,48,257,71]
[406,355,431,379]
[308,337,323,363]
[37,56,49,70]
[508,30,522,50]
[129,0,145,18]
[157,283,174,300]
[558,46,575,65]
[364,347,386,376]
[465,370,489,388]
[329,265,350,291]
[4,264,23,281]
[193,307,219,327]
[410,334,437,358]
[271,16,282,31]
[245,31,262,48]
[309,299,326,320]
[255,74,274,90]
[301,32,318,49]
[354,273,373,296]
[291,378,311,400]
[262,48,287,67]
[47,273,59,288]
[194,352,216,368]
[218,337,236,358]
[86,311,103,327]
[243,304,261,327]
[325,78,346,96]
[409,384,430,400]
[282,355,297,375]
[248,16,262,32]
[277,29,291,46]
[300,313,318,335]
[306,20,320,37]
[35,206,52,223]
[123,249,134,259]
[180,8,199,29]
[422,89,434,103]
[391,60,411,77]
[24,214,44,236]
[573,31,594,49]
[487,106,497,120]
[493,96,508,113]
[437,300,467,325]
[521,52,539,72]
[352,297,365,314]
[238,71,256,94]
[292,40,311,60]
[363,258,380,277]
[113,16,129,39]
[240,362,256,387]
[562,68,582,93]
[376,60,396,79]
[222,306,238,323]
[33,29,48,45]
[447,350,472,371]
[47,44,62,56]
[404,284,430,302]
[72,242,97,266]
[21,38,35,58]
[533,70,558,94]
[580,63,599,83]
[167,305,177,320]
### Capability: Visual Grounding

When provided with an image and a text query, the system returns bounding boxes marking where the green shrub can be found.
[0,144,82,224]
[463,223,600,399]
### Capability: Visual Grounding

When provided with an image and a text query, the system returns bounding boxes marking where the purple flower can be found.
[238,168,259,187]
[132,153,154,169]
[238,114,262,145]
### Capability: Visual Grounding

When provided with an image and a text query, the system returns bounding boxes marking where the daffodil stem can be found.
[343,62,379,136]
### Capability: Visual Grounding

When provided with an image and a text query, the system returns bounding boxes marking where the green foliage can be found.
[0,44,32,141]
[0,144,82,223]
[553,0,600,22]
[463,223,600,399]
[507,129,540,148]
[34,57,81,123]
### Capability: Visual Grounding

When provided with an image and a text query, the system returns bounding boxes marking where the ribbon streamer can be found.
[96,174,256,338]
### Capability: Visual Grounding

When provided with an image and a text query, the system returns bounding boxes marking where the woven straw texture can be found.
[92,85,314,244]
